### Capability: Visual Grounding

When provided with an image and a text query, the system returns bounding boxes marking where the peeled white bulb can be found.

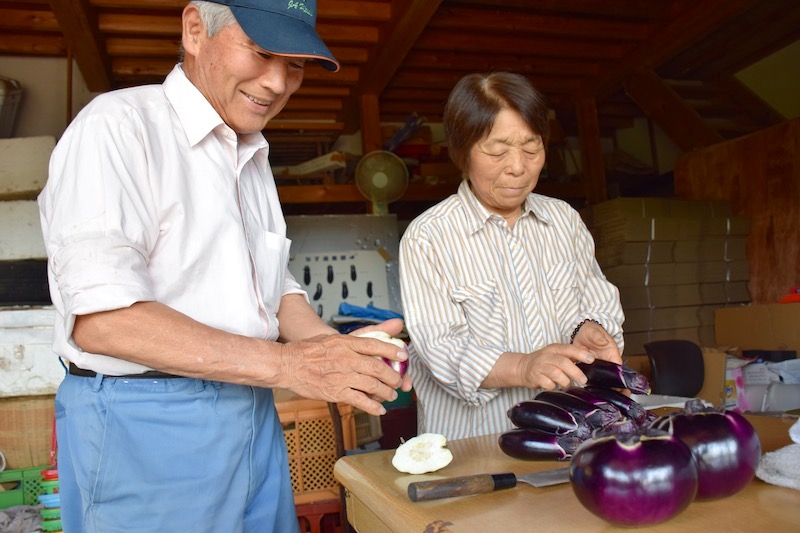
[355,330,409,376]
[392,433,454,474]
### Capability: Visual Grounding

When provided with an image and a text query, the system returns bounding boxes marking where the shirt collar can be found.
[457,180,553,234]
[163,64,268,156]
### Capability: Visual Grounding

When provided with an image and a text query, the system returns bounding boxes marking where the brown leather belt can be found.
[68,362,180,379]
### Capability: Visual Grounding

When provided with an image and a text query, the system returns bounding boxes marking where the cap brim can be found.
[230,6,340,72]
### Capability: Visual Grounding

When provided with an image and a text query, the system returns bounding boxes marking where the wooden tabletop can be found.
[334,414,800,532]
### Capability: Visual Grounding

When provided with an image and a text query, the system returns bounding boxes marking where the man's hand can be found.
[279,318,411,416]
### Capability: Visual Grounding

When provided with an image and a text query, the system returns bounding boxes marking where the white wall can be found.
[0,56,93,140]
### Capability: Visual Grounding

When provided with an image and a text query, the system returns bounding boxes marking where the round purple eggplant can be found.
[570,427,698,526]
[650,400,761,500]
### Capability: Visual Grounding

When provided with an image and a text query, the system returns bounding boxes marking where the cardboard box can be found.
[0,395,55,469]
[0,136,55,200]
[696,347,728,407]
[700,281,750,305]
[597,241,674,268]
[624,307,702,333]
[620,284,703,309]
[0,306,62,397]
[715,303,800,352]
[0,200,47,260]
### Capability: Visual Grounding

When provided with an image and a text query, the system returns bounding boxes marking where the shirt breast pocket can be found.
[450,279,508,347]
[546,261,579,317]
[546,261,578,290]
[249,229,291,315]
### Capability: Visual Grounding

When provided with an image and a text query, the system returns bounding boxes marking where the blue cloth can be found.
[338,302,403,321]
[55,374,298,533]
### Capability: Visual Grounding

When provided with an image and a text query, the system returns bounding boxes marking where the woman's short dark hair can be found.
[443,72,550,176]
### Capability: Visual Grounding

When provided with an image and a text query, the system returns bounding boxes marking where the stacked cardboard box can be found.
[586,198,751,355]
[0,136,54,305]
[0,137,60,469]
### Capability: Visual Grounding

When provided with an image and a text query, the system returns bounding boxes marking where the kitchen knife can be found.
[407,467,570,502]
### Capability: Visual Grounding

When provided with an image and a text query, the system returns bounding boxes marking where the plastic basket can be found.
[0,465,49,508]
[353,408,383,446]
[40,518,62,532]
[276,398,354,505]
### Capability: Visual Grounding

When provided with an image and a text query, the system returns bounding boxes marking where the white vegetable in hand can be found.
[392,433,454,474]
[355,330,408,376]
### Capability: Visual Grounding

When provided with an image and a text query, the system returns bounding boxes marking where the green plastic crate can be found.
[0,465,49,508]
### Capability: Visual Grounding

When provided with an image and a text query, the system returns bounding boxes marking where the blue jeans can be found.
[54,373,298,533]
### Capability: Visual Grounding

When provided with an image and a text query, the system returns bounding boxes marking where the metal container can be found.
[0,77,23,138]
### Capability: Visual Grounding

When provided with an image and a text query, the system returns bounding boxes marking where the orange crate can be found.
[276,398,355,505]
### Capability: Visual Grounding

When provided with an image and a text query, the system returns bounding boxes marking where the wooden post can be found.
[575,96,607,205]
[360,93,382,154]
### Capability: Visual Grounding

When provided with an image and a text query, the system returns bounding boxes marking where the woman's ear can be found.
[181,4,204,57]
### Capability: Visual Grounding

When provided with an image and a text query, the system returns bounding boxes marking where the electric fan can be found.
[354,151,409,215]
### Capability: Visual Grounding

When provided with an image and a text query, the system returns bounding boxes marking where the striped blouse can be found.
[399,181,625,439]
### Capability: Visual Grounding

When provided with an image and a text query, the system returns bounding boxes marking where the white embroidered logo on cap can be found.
[287,1,313,17]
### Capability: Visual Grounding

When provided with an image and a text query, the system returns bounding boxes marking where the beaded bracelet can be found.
[569,318,603,344]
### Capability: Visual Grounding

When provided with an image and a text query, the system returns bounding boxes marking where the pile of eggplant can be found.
[499,359,652,461]
[500,360,763,527]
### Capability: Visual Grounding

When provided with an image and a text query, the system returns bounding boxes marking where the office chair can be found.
[643,339,705,397]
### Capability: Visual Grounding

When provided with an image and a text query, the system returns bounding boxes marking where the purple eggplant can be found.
[582,386,650,426]
[576,360,651,394]
[507,400,592,440]
[570,425,698,526]
[499,428,582,461]
[650,400,761,501]
[534,390,622,429]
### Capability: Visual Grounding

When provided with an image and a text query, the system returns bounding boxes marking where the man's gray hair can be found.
[192,1,237,36]
[179,1,237,60]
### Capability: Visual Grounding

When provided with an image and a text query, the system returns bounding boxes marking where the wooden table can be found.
[334,414,800,532]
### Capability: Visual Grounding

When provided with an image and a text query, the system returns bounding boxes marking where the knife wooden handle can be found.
[408,473,517,502]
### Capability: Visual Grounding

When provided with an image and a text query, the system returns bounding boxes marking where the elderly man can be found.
[38,2,410,531]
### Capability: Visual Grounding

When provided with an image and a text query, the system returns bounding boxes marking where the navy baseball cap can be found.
[208,0,339,72]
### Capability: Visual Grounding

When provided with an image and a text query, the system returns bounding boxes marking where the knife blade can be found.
[407,467,571,502]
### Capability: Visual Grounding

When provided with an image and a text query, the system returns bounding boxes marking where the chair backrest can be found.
[643,339,705,397]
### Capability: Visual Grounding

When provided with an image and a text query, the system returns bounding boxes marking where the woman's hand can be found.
[571,321,622,365]
[517,344,598,390]
[484,344,596,391]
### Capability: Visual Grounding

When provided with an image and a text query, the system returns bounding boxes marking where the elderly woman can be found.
[399,72,625,439]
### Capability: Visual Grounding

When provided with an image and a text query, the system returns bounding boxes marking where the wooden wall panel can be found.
[674,118,800,304]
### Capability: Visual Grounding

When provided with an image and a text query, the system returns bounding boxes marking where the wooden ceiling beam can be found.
[316,1,392,21]
[388,70,583,94]
[342,0,443,137]
[0,34,65,55]
[451,0,676,20]
[281,98,343,112]
[402,50,602,78]
[273,111,340,121]
[415,31,627,60]
[580,0,763,101]
[50,0,112,92]
[0,7,60,31]
[430,5,651,41]
[623,68,723,152]
[361,0,443,94]
[264,121,344,133]
[105,37,179,57]
[89,0,391,20]
[657,1,800,79]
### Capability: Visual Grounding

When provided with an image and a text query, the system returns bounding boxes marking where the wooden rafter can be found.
[624,68,723,152]
[49,0,111,92]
